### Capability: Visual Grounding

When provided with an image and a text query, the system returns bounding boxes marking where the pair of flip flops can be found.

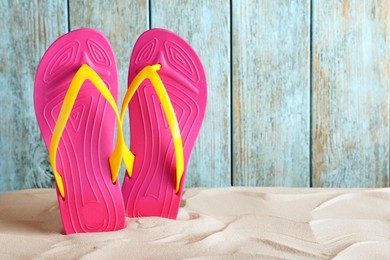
[34,28,207,234]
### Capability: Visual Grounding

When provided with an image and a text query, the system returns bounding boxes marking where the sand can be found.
[0,187,389,259]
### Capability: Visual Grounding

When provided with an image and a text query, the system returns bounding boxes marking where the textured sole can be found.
[122,28,207,219]
[34,28,125,234]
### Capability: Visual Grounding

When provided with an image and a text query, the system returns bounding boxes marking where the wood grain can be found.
[0,1,68,191]
[1,1,389,191]
[69,0,149,182]
[233,0,311,186]
[151,0,231,187]
[312,0,390,187]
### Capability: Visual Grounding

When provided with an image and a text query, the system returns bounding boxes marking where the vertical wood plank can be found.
[0,1,68,191]
[151,0,231,187]
[69,0,149,181]
[233,0,311,186]
[312,0,390,187]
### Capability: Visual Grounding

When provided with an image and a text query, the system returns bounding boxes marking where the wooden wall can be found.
[0,0,388,191]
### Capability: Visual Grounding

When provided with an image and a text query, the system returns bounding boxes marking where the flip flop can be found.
[120,28,207,219]
[34,28,127,234]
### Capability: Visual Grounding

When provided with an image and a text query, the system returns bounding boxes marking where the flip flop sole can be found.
[122,28,207,219]
[34,28,125,234]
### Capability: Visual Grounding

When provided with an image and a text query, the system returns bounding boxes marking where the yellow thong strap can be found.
[121,64,184,193]
[50,64,134,199]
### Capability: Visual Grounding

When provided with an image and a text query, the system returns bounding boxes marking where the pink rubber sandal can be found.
[121,28,207,219]
[34,28,126,234]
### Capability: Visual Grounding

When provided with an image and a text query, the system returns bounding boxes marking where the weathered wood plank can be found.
[151,0,231,187]
[2,1,388,191]
[69,0,149,182]
[233,0,311,186]
[0,1,68,191]
[312,0,390,187]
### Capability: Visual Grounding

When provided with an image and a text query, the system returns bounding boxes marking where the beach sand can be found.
[1,187,389,259]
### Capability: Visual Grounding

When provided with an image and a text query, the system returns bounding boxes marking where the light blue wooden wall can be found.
[0,0,389,191]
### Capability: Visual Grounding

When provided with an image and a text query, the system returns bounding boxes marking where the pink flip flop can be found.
[34,28,126,234]
[121,28,207,219]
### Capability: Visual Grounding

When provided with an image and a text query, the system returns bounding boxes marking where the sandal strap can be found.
[121,64,184,193]
[49,64,132,199]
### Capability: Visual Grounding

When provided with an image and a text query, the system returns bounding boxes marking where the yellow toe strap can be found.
[121,64,184,193]
[49,64,132,199]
